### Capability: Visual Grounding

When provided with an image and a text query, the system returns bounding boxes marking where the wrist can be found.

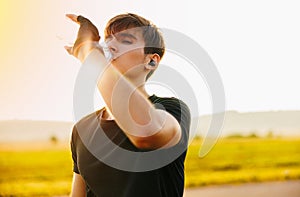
[75,41,104,62]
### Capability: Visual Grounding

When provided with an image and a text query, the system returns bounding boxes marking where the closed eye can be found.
[117,33,136,45]
[121,40,133,44]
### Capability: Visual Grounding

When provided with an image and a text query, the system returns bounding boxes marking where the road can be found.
[184,180,300,197]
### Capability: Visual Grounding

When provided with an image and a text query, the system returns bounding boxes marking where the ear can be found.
[145,53,161,70]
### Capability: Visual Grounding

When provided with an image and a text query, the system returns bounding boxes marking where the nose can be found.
[109,45,117,53]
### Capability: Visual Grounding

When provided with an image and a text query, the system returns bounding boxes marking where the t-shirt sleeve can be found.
[153,97,191,147]
[70,125,80,174]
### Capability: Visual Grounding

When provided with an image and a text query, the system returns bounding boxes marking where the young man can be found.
[66,13,191,197]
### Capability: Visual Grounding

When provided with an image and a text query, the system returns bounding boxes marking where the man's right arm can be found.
[70,173,86,197]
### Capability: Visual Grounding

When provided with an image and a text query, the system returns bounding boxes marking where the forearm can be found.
[70,173,86,197]
[80,48,161,135]
[77,41,104,63]
[97,60,163,138]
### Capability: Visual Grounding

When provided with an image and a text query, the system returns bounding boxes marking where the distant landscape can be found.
[0,110,299,142]
[0,120,73,142]
[196,110,300,137]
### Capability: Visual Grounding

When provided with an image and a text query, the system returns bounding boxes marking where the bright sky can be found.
[0,0,300,121]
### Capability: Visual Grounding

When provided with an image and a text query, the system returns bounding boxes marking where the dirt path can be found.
[184,180,300,197]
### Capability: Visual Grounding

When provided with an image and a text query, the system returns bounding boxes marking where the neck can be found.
[137,84,150,98]
[129,74,150,98]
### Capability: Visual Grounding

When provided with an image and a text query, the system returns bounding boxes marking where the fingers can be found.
[66,14,80,24]
[65,13,101,58]
[77,15,89,24]
[66,14,91,25]
[64,46,73,55]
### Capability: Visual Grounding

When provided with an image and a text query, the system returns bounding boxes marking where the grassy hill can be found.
[0,120,73,142]
[1,110,300,143]
[196,110,300,137]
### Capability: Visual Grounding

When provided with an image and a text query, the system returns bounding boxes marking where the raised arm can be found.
[65,14,182,150]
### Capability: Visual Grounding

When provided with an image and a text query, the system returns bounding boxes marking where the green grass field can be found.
[0,138,300,196]
[185,137,300,187]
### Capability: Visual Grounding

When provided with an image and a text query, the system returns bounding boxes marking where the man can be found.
[66,13,191,197]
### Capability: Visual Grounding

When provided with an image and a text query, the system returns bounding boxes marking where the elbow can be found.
[132,137,156,150]
[128,111,182,149]
[129,118,162,150]
[130,127,180,150]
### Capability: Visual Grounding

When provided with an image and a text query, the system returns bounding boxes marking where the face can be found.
[105,28,149,78]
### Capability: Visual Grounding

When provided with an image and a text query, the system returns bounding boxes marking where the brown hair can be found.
[104,13,165,80]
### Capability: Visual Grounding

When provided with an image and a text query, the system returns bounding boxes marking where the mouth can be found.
[103,49,114,61]
[100,43,114,61]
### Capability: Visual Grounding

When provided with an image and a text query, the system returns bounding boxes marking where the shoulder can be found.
[75,108,104,127]
[149,95,189,109]
[149,95,191,123]
[72,108,105,135]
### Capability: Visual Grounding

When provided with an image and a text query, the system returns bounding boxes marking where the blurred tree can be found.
[266,130,274,138]
[50,135,58,144]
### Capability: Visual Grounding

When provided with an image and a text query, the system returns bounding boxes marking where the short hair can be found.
[104,13,165,80]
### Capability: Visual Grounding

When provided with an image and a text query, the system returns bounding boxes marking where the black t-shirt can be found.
[71,94,191,197]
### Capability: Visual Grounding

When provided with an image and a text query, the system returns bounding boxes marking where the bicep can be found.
[126,98,191,150]
[152,110,182,148]
[70,173,86,197]
[127,110,182,149]
[150,98,190,149]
